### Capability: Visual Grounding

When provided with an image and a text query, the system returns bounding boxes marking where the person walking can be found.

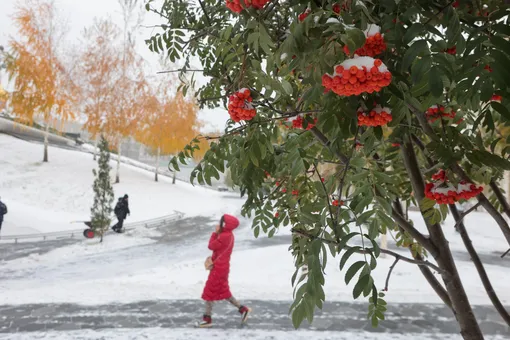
[0,197,7,232]
[112,194,130,233]
[198,214,251,328]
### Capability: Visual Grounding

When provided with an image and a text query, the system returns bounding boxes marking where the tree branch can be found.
[157,69,204,74]
[291,228,446,275]
[451,163,510,246]
[393,199,452,309]
[455,206,510,326]
[309,127,349,164]
[502,248,510,258]
[489,178,510,220]
[391,206,438,258]
[197,0,211,26]
[453,202,481,231]
[384,258,399,291]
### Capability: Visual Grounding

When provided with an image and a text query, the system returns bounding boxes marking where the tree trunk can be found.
[401,140,484,340]
[155,147,160,182]
[172,169,176,184]
[116,141,122,184]
[93,135,99,161]
[43,122,50,162]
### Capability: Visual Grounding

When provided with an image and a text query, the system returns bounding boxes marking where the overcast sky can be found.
[0,0,228,133]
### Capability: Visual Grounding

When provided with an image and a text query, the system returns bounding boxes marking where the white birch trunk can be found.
[43,123,50,162]
[155,147,160,182]
[115,140,122,184]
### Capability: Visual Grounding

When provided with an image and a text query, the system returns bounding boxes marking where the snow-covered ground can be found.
[0,134,242,235]
[0,329,507,340]
[0,134,509,339]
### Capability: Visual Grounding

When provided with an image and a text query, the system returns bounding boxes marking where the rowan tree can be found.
[5,0,77,162]
[148,0,510,338]
[79,18,123,161]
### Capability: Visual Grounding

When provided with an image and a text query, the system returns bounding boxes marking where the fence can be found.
[0,211,184,244]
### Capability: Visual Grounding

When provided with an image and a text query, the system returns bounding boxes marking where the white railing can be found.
[0,211,184,243]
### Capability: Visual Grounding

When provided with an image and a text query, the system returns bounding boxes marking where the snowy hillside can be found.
[0,134,243,235]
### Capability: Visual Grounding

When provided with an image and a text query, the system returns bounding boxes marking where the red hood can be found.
[222,214,239,231]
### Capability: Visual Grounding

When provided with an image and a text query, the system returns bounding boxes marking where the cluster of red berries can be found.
[343,27,387,57]
[322,57,392,96]
[492,95,502,102]
[484,65,493,72]
[298,8,311,22]
[445,46,456,55]
[282,115,318,130]
[357,106,392,127]
[332,199,344,206]
[425,170,483,204]
[225,0,269,13]
[332,3,342,14]
[426,105,456,123]
[228,88,257,122]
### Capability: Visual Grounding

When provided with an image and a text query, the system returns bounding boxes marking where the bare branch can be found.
[157,69,204,74]
[452,201,481,227]
[502,248,510,258]
[455,207,510,326]
[384,258,399,291]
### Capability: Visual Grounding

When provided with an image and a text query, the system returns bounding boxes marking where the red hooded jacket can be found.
[201,214,239,301]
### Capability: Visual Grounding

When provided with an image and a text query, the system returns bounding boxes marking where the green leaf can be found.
[403,40,429,71]
[403,23,425,45]
[491,36,510,58]
[411,56,432,84]
[357,210,375,225]
[339,246,357,270]
[345,261,366,285]
[282,80,293,95]
[346,28,366,50]
[491,102,510,121]
[353,274,371,299]
[446,9,461,45]
[291,302,306,329]
[469,150,510,170]
[429,67,443,98]
[420,197,437,211]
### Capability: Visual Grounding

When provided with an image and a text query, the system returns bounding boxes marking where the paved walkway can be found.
[0,300,507,335]
[0,217,509,336]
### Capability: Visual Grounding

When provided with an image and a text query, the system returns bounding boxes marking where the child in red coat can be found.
[198,214,251,328]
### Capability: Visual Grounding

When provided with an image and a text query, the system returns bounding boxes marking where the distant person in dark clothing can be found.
[112,194,130,232]
[0,197,7,232]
